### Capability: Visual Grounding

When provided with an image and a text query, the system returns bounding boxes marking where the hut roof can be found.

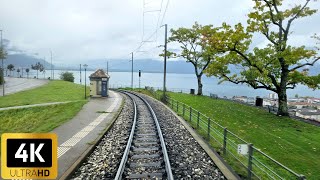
[89,69,110,78]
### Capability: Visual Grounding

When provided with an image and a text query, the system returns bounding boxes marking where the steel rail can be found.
[114,91,137,180]
[115,90,173,180]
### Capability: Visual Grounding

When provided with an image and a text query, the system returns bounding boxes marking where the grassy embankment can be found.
[168,92,320,179]
[0,81,89,143]
[131,89,320,179]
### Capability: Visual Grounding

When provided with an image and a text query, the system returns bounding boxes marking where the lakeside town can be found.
[232,94,320,122]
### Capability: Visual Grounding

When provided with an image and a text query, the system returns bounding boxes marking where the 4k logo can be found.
[1,133,57,179]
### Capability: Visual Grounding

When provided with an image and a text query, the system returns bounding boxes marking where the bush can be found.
[60,72,75,82]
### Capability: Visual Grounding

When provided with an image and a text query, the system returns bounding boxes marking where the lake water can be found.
[21,69,320,98]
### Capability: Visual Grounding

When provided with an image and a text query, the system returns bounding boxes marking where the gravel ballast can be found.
[72,95,133,179]
[140,94,225,179]
[71,92,225,179]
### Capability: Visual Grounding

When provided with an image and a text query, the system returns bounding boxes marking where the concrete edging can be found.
[141,92,240,180]
[58,93,125,180]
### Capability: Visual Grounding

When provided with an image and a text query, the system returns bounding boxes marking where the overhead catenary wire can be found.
[160,0,170,26]
[116,0,170,61]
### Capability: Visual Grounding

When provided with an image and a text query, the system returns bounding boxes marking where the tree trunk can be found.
[277,65,290,116]
[197,75,203,95]
[37,70,38,79]
[277,89,289,116]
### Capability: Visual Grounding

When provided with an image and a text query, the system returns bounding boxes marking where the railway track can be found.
[115,91,173,180]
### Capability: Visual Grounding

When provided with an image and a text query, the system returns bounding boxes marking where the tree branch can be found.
[262,19,279,45]
[199,57,212,76]
[289,57,320,71]
[284,0,311,41]
[222,74,277,92]
[262,0,285,32]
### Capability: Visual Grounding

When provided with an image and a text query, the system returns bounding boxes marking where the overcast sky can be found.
[0,0,319,63]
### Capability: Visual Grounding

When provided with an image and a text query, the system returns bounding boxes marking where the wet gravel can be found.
[71,95,133,180]
[140,93,225,179]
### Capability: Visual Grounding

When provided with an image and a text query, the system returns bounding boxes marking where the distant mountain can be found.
[4,53,319,75]
[49,58,194,73]
[79,59,195,74]
[4,54,53,69]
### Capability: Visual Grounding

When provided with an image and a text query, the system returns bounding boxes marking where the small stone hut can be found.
[89,69,110,97]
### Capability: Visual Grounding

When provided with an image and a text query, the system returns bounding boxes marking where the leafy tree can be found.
[7,64,14,76]
[17,68,20,77]
[206,0,320,116]
[25,68,30,78]
[0,68,3,85]
[167,22,219,95]
[0,47,6,84]
[60,71,74,82]
[31,62,44,79]
[0,46,6,60]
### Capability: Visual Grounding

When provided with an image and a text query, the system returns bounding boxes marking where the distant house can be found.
[307,98,320,104]
[296,110,320,122]
[233,96,248,103]
[288,102,311,109]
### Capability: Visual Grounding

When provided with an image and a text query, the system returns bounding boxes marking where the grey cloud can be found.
[0,0,319,63]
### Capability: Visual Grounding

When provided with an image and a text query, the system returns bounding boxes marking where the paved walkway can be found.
[0,77,48,96]
[53,90,123,179]
[0,101,79,111]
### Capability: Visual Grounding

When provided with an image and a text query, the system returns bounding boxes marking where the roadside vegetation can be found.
[0,80,89,154]
[0,101,86,153]
[0,80,89,108]
[168,92,320,179]
[60,71,75,82]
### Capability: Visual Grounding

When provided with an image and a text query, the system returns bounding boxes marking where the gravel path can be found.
[140,94,225,179]
[71,94,133,179]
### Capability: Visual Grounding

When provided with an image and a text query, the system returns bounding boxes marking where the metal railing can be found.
[147,89,305,180]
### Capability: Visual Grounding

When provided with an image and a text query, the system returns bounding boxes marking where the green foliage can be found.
[60,71,75,82]
[31,62,44,72]
[0,101,86,152]
[0,68,3,85]
[0,46,7,60]
[167,22,222,95]
[7,64,14,71]
[205,0,320,115]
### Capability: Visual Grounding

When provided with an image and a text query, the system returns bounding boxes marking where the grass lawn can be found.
[164,92,320,179]
[0,101,86,153]
[0,80,89,108]
[0,80,89,155]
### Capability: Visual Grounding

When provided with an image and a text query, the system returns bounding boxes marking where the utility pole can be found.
[107,60,109,74]
[50,51,53,80]
[80,64,82,84]
[139,70,141,89]
[1,30,4,96]
[83,64,88,99]
[43,57,46,79]
[131,52,133,89]
[163,24,168,99]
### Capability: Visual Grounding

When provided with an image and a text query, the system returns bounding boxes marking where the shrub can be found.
[60,71,74,82]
